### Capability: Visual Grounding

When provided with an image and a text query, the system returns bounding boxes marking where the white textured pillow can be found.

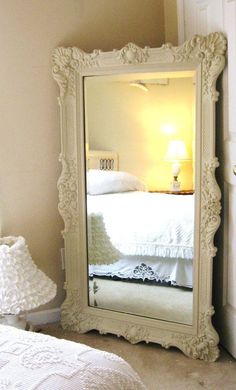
[87,170,147,195]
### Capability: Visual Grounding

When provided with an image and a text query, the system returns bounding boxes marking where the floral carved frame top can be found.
[52,33,226,362]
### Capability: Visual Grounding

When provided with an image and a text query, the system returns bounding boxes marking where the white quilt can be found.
[0,325,146,390]
[87,192,194,265]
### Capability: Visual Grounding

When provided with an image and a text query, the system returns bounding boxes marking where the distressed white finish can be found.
[177,0,236,359]
[52,35,226,361]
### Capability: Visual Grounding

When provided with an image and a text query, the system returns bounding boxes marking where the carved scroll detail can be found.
[52,47,99,97]
[61,289,80,330]
[57,155,79,235]
[201,158,221,258]
[122,324,150,344]
[52,33,226,101]
[161,307,219,362]
[61,288,100,332]
[184,307,219,362]
[173,32,226,100]
[116,42,150,64]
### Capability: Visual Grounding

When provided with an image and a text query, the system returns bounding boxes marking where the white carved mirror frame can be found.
[52,33,226,362]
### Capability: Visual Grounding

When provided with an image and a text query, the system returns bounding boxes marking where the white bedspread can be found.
[87,192,194,264]
[0,325,146,390]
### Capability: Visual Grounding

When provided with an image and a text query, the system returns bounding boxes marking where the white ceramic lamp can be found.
[165,140,189,191]
[0,236,57,329]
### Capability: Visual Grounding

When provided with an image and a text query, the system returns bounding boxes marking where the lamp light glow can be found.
[165,140,190,191]
[165,140,189,161]
[160,123,177,135]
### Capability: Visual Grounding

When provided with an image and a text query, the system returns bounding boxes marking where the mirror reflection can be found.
[84,71,195,325]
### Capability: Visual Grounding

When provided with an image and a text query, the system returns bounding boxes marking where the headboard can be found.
[87,150,118,171]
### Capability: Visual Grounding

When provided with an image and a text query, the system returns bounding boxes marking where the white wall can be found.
[0,0,166,310]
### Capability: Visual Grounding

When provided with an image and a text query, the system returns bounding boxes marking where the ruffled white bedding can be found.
[87,191,194,263]
[0,325,146,390]
[89,255,193,288]
[87,192,194,287]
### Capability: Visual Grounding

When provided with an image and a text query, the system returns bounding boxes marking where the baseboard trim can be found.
[26,308,61,325]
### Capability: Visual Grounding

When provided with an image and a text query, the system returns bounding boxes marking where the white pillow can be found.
[87,170,147,195]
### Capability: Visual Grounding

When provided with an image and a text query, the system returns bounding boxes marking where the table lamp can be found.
[165,140,189,191]
[0,236,57,329]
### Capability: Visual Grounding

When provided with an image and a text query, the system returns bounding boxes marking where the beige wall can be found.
[164,0,178,45]
[86,75,194,191]
[0,0,167,310]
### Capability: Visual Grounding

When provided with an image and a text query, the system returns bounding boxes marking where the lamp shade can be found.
[0,236,56,315]
[165,140,189,161]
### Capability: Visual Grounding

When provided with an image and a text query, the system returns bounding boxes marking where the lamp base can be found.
[170,179,181,192]
[3,314,27,330]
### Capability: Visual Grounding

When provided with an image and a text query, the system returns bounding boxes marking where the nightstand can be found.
[149,190,194,195]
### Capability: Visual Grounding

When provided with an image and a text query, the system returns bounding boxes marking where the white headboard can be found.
[87,150,118,171]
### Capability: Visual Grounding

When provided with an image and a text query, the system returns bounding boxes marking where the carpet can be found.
[89,278,193,325]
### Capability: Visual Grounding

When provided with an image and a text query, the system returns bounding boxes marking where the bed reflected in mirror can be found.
[84,71,195,325]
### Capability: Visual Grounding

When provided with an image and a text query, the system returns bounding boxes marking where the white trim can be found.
[26,308,60,325]
[217,304,236,358]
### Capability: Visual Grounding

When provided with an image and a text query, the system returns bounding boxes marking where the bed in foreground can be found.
[0,325,146,389]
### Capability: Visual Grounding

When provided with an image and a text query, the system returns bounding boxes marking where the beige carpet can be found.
[89,278,193,325]
[42,324,236,390]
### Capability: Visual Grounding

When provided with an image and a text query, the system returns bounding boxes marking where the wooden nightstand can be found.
[149,190,194,195]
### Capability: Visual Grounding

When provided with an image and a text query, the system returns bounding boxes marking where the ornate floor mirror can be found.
[52,33,226,361]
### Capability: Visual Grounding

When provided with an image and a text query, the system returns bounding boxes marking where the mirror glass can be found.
[84,71,195,325]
